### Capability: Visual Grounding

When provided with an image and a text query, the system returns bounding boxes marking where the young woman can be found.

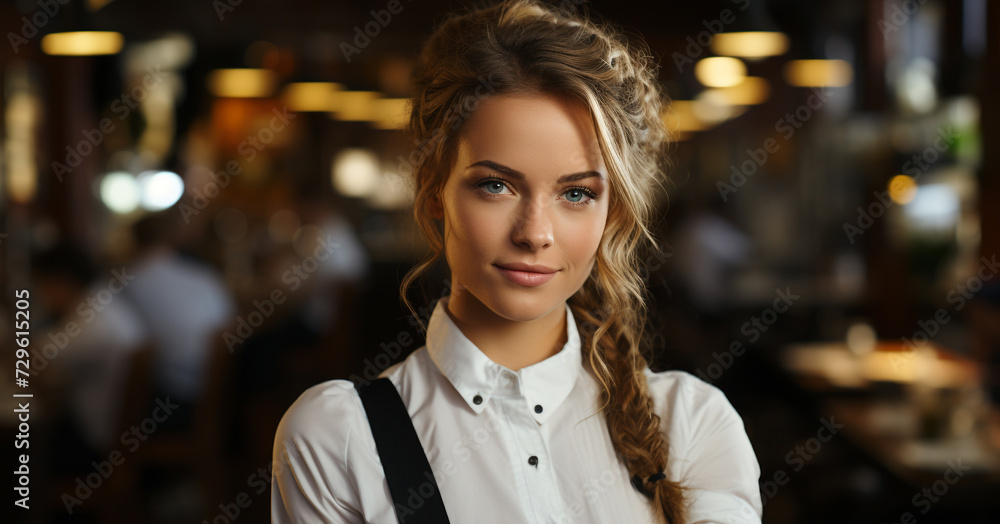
[271,1,762,522]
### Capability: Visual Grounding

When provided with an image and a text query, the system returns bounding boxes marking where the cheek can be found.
[444,193,505,258]
[560,210,606,266]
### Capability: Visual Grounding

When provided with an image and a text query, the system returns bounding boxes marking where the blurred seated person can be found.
[226,200,370,462]
[294,190,370,334]
[122,209,236,431]
[671,194,751,318]
[32,242,148,472]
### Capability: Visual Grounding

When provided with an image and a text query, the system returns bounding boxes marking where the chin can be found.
[483,290,564,322]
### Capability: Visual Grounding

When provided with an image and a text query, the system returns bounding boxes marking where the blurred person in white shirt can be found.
[122,210,236,429]
[33,242,148,471]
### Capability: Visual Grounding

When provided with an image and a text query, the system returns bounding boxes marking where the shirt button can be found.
[534,404,543,414]
[528,455,538,466]
[473,395,483,405]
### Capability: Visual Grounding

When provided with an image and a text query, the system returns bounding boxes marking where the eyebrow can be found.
[465,160,605,184]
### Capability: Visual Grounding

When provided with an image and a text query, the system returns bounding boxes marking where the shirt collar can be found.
[426,296,582,424]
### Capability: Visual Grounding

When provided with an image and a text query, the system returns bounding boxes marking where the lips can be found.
[493,263,559,287]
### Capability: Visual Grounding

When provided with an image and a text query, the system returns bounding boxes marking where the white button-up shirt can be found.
[272,296,763,523]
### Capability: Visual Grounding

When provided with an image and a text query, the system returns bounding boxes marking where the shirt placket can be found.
[494,371,566,524]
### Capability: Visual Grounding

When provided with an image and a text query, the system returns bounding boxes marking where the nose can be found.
[511,198,553,250]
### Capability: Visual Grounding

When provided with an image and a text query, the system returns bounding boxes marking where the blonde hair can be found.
[399,0,684,522]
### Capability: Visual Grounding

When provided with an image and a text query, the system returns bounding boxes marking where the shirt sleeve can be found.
[271,380,368,523]
[656,371,763,524]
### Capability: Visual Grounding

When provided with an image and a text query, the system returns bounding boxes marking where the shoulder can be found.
[274,346,431,451]
[277,378,364,429]
[274,348,430,452]
[644,368,722,398]
[272,379,377,520]
[644,369,742,434]
[274,379,367,466]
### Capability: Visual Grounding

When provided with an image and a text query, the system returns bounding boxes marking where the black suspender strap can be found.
[354,377,451,524]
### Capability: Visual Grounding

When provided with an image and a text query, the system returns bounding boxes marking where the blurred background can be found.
[1,0,998,522]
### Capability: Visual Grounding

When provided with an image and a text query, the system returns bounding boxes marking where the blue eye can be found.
[482,180,507,194]
[563,187,597,206]
[476,177,513,197]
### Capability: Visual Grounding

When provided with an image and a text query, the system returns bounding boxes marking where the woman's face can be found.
[430,92,610,322]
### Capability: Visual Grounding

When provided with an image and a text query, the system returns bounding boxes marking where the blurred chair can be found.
[41,342,153,524]
[124,326,237,522]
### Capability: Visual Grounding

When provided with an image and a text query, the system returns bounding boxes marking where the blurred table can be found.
[780,341,1000,491]
[781,341,979,391]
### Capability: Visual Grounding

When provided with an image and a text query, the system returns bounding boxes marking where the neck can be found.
[444,292,568,372]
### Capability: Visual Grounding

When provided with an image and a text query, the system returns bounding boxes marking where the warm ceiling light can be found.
[330,91,379,121]
[704,77,771,106]
[87,0,117,10]
[661,101,707,134]
[783,59,853,87]
[694,91,749,124]
[370,98,411,130]
[41,31,123,56]
[711,32,789,58]
[207,68,278,98]
[695,57,747,88]
[282,82,343,112]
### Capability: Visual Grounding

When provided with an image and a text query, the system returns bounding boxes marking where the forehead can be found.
[455,93,605,173]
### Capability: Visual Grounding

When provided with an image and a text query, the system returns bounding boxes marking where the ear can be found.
[426,193,444,220]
